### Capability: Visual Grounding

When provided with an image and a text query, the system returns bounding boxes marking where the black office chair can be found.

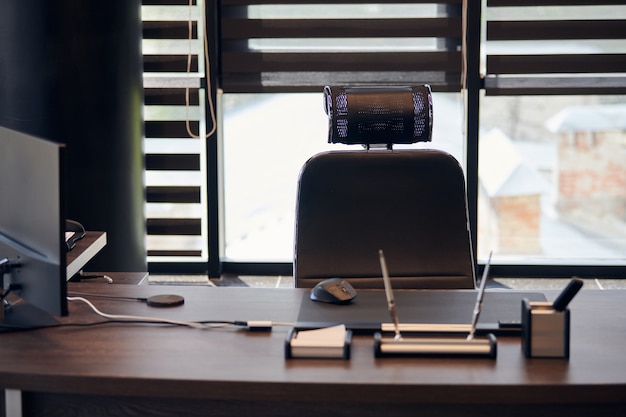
[294,85,476,289]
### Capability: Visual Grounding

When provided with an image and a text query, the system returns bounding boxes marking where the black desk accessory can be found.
[65,219,86,251]
[521,278,582,359]
[552,278,583,311]
[374,250,497,358]
[310,278,357,304]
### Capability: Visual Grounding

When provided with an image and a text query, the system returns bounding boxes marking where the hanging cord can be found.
[460,0,469,139]
[460,0,468,92]
[186,0,217,139]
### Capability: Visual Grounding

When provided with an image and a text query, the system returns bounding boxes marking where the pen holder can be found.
[521,299,570,359]
[374,333,497,359]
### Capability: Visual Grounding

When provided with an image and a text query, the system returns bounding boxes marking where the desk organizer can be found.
[285,326,352,359]
[373,332,497,358]
[522,299,570,359]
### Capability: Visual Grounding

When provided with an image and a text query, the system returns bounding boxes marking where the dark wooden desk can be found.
[1,284,625,417]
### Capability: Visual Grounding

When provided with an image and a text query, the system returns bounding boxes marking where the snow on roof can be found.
[546,104,626,133]
[479,128,548,197]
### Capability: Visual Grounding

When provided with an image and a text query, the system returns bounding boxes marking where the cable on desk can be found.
[74,271,113,283]
[68,296,218,329]
[66,297,294,331]
[0,317,239,333]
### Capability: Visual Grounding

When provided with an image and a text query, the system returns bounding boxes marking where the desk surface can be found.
[1,284,625,417]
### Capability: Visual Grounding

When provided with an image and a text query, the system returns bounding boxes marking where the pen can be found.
[467,251,492,341]
[552,278,583,311]
[378,249,402,341]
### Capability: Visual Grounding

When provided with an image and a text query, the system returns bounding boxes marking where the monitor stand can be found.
[1,299,59,332]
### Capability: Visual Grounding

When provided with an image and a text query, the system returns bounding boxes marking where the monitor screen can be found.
[0,125,68,328]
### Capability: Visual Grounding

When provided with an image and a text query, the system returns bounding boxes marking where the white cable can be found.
[67,296,214,329]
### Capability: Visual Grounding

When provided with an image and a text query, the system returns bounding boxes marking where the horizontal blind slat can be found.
[147,186,201,203]
[222,51,461,73]
[222,17,462,39]
[487,54,626,75]
[143,1,197,7]
[144,88,200,105]
[484,76,626,96]
[148,250,203,257]
[487,20,626,41]
[147,219,202,235]
[144,55,198,72]
[222,72,462,93]
[146,154,201,171]
[145,121,201,138]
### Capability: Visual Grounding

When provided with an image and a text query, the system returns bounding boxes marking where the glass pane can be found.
[222,92,464,261]
[478,94,626,264]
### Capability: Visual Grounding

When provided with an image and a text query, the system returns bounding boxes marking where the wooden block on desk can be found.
[66,231,107,279]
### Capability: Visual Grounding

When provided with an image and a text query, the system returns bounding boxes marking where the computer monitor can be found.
[0,125,68,329]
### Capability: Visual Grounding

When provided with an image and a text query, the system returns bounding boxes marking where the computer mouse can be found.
[310,278,357,304]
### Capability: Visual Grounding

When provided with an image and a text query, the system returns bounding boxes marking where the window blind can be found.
[219,0,465,93]
[142,0,208,263]
[485,0,626,95]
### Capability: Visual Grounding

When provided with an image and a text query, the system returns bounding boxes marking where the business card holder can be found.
[285,325,352,359]
[373,332,497,358]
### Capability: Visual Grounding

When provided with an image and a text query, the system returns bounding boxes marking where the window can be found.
[144,0,626,277]
[481,1,626,269]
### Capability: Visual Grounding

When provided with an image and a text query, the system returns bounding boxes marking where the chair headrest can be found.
[323,85,433,146]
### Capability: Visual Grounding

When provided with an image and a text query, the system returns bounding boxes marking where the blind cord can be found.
[186,0,217,139]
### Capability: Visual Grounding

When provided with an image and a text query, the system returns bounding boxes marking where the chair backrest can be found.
[293,85,475,289]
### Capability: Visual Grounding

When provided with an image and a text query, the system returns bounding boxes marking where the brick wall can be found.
[478,190,542,255]
[495,194,542,254]
[556,130,626,221]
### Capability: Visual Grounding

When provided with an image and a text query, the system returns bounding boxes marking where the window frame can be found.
[147,0,626,279]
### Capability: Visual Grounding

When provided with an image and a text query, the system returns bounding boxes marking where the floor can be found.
[147,274,626,290]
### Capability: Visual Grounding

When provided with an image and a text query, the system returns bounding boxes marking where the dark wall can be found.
[0,0,146,272]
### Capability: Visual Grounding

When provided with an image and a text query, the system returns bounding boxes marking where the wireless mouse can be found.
[310,278,357,304]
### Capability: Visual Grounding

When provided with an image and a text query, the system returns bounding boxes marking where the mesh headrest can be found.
[323,85,433,145]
